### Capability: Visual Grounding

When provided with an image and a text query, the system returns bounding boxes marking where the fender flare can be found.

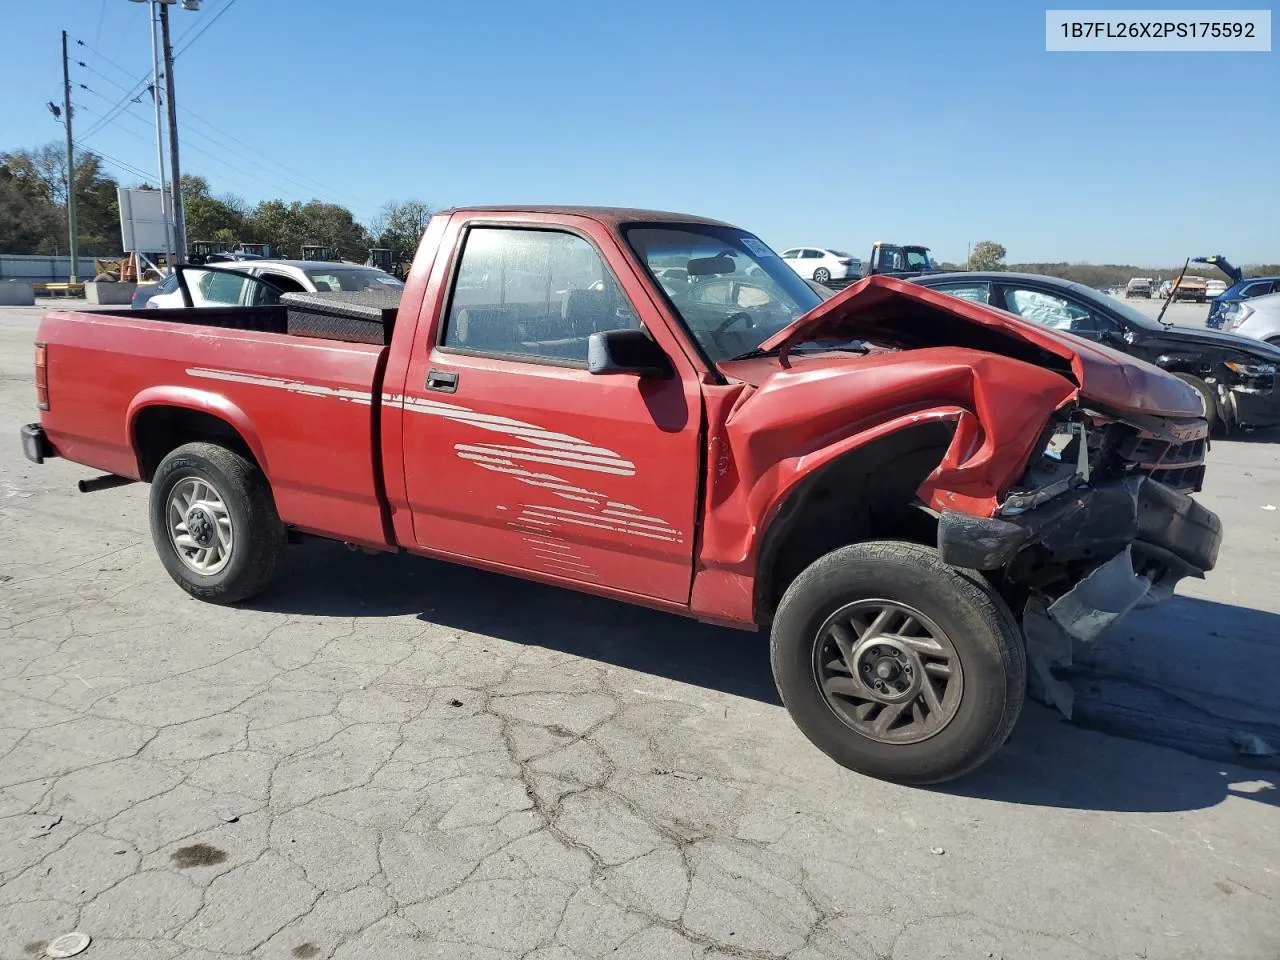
[125,386,270,478]
[752,406,972,550]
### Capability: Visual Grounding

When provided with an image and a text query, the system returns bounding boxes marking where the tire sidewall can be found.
[149,449,256,596]
[772,545,1021,784]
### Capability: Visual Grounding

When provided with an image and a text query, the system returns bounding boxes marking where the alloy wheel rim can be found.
[812,599,964,744]
[167,476,233,575]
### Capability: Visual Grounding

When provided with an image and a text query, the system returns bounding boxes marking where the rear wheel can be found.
[149,442,286,604]
[812,267,831,284]
[770,541,1025,785]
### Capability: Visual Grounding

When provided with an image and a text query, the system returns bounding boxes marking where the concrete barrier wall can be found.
[0,282,37,306]
[0,255,79,282]
[85,281,137,305]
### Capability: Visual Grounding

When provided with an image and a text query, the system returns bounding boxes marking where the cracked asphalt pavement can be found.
[2,303,1279,960]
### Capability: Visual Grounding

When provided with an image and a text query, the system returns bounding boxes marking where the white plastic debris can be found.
[1262,504,1277,511]
[930,846,946,855]
[45,932,91,957]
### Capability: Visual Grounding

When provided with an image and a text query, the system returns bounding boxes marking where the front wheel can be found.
[770,541,1025,785]
[1174,373,1221,434]
[149,442,286,604]
[812,267,831,284]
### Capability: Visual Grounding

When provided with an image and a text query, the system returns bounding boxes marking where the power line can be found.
[173,0,239,58]
[74,37,143,82]
[91,1,108,50]
[178,109,369,207]
[73,138,156,184]
[76,61,135,96]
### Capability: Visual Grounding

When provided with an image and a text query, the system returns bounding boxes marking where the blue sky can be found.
[2,0,1276,264]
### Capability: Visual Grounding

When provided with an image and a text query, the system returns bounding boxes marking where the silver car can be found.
[1223,290,1280,347]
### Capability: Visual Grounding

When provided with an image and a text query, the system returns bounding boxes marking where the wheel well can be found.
[132,406,259,481]
[753,422,954,624]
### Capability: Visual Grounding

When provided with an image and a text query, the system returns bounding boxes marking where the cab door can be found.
[396,215,704,603]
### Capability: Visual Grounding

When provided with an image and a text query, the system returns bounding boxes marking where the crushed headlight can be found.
[1224,360,1277,377]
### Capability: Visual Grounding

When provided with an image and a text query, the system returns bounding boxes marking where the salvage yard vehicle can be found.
[914,271,1280,433]
[1208,275,1280,329]
[1125,277,1152,298]
[779,247,862,284]
[1222,290,1280,347]
[21,206,1222,785]
[145,260,403,309]
[1171,275,1209,303]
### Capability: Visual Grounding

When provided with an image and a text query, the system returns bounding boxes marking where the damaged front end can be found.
[936,409,1222,716]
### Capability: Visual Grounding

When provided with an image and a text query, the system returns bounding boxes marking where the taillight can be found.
[35,343,49,410]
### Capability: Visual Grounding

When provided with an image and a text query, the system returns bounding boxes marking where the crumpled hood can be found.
[754,275,1204,419]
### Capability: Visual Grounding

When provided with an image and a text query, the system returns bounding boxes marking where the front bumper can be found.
[20,423,55,464]
[1224,379,1280,429]
[937,476,1221,579]
[938,477,1222,717]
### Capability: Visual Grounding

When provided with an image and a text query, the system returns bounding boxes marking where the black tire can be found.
[149,442,286,604]
[812,267,831,284]
[770,541,1025,785]
[1174,373,1220,434]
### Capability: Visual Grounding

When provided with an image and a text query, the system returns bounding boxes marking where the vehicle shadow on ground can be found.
[1226,425,1280,444]
[250,541,1279,813]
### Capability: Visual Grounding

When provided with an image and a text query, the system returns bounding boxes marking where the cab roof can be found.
[442,205,739,229]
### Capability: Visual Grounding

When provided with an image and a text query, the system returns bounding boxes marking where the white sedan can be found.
[146,259,404,309]
[779,247,862,284]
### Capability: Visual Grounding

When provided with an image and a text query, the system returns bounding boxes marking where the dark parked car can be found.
[130,273,177,310]
[911,272,1280,433]
[1207,275,1280,329]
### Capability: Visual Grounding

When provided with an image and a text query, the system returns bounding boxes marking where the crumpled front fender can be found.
[689,349,1078,625]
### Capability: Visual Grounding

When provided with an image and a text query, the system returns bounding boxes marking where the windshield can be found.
[624,224,821,362]
[303,267,404,292]
[905,248,933,269]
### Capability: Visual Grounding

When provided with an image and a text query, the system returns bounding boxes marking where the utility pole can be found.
[61,30,79,283]
[159,2,185,263]
[146,1,174,269]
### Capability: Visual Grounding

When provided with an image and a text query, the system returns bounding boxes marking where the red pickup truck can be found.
[21,206,1222,784]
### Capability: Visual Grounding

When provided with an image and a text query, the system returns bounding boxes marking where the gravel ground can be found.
[1,301,1277,960]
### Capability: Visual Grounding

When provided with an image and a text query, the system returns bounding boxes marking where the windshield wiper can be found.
[727,340,870,363]
[727,345,782,362]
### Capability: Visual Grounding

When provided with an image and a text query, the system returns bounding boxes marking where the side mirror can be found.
[587,329,673,379]
[1100,328,1125,346]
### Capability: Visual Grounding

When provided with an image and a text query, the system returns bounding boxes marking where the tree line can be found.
[5,141,1277,282]
[1,142,430,264]
[942,241,1278,287]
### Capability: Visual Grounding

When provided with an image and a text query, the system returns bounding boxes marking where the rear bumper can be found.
[20,423,55,464]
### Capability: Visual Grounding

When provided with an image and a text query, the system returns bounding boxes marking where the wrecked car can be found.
[20,207,1222,785]
[914,271,1280,434]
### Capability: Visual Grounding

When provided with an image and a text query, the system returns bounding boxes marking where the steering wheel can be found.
[715,310,753,334]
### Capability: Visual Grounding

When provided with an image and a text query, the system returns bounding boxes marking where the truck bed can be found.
[37,306,395,548]
[89,286,401,346]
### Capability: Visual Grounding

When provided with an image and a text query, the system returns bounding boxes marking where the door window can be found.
[930,281,991,305]
[197,270,250,305]
[1003,287,1116,333]
[444,228,638,363]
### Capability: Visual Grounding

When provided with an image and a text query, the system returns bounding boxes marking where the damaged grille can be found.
[1001,414,1207,515]
[1119,435,1206,493]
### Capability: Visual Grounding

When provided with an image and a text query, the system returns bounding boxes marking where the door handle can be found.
[426,369,459,393]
